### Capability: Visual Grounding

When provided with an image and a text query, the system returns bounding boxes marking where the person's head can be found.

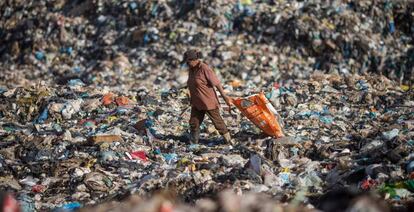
[182,49,201,68]
[187,59,199,68]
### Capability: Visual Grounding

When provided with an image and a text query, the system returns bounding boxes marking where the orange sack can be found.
[233,92,284,138]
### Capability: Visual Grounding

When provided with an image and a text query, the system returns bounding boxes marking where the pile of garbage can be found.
[0,0,414,211]
[0,72,413,211]
[1,0,413,87]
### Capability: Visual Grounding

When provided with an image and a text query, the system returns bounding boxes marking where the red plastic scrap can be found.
[130,151,147,162]
[323,163,336,171]
[273,82,280,90]
[32,184,45,193]
[360,178,377,190]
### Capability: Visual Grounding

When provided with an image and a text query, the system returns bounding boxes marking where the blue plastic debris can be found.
[144,119,154,128]
[0,87,6,95]
[116,107,129,114]
[356,80,369,91]
[297,110,320,118]
[163,153,178,164]
[62,202,82,210]
[54,202,82,212]
[189,144,201,151]
[100,151,118,163]
[382,129,399,141]
[319,116,333,124]
[35,51,45,61]
[143,34,150,44]
[151,3,159,16]
[53,123,63,133]
[72,67,81,73]
[146,111,155,117]
[368,111,377,119]
[83,121,95,128]
[17,194,35,212]
[322,106,330,115]
[153,148,161,155]
[389,18,395,33]
[60,47,73,55]
[129,2,138,10]
[290,147,299,156]
[68,79,85,87]
[278,172,290,185]
[67,47,73,55]
[407,161,414,174]
[34,107,49,124]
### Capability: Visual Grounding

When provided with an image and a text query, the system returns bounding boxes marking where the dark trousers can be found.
[189,107,229,142]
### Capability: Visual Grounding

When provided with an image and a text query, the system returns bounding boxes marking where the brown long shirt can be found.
[187,62,221,110]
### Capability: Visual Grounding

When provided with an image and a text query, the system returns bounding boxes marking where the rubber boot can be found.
[190,131,200,144]
[223,132,235,145]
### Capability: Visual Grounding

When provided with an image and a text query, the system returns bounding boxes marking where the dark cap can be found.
[182,49,201,63]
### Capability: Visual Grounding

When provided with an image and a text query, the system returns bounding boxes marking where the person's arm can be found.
[187,87,191,100]
[203,64,233,112]
[215,84,233,111]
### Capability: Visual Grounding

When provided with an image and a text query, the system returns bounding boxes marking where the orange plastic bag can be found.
[233,92,284,138]
[115,96,130,106]
[102,93,114,106]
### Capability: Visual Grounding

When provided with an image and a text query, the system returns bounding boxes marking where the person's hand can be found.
[223,96,234,113]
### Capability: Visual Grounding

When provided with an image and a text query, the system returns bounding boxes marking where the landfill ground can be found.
[0,1,414,212]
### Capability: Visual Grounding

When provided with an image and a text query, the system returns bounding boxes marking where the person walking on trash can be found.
[183,49,234,145]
